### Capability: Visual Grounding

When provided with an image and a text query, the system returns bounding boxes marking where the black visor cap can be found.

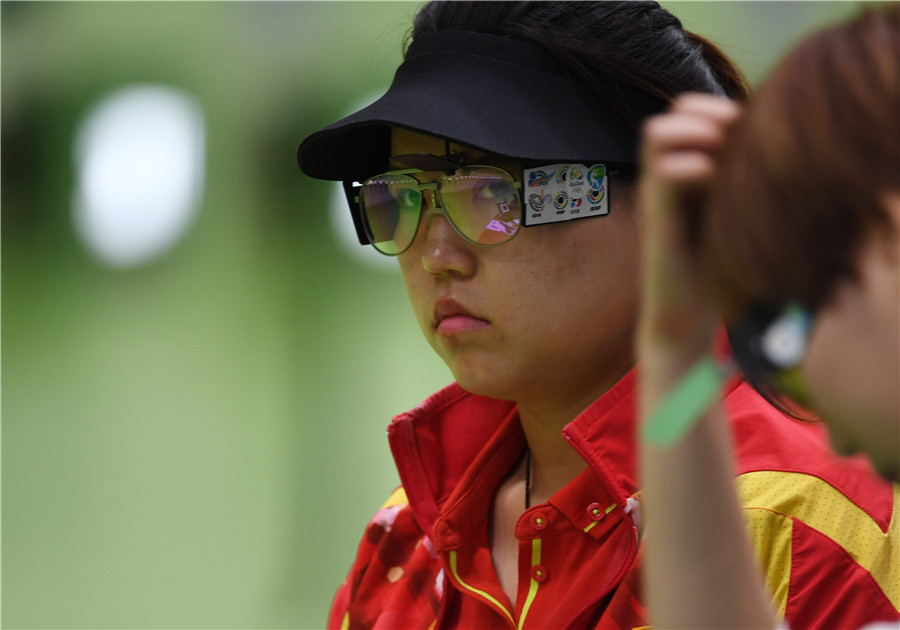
[297,30,669,182]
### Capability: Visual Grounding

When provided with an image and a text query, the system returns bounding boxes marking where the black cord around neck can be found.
[525,446,531,510]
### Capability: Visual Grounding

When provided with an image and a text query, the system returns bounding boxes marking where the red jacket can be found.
[328,370,899,629]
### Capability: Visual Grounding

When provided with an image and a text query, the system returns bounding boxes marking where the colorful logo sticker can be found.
[588,164,607,190]
[568,166,584,184]
[528,170,553,187]
[523,163,608,225]
[567,164,585,197]
[588,186,605,204]
[553,191,569,210]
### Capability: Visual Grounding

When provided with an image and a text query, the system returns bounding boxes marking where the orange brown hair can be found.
[702,5,900,319]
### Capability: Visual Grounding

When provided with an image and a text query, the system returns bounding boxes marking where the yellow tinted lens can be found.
[360,174,422,255]
[440,167,520,245]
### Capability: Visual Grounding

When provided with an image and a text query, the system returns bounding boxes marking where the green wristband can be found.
[642,357,728,447]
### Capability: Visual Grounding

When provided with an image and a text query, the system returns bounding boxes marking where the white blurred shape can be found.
[328,92,398,272]
[73,85,206,268]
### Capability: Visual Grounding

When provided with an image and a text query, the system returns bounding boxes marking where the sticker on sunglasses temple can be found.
[523,163,609,226]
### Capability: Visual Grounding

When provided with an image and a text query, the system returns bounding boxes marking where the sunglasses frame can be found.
[345,163,523,255]
[341,153,637,254]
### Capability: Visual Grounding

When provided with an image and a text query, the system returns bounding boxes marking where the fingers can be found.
[641,94,741,190]
[668,92,742,121]
[637,94,741,352]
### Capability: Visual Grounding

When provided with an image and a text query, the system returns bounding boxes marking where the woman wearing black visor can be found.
[297,2,897,628]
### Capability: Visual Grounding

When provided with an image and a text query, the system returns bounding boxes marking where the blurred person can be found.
[639,5,899,629]
[298,2,897,628]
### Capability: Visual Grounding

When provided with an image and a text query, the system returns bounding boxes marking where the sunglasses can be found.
[359,164,522,255]
[727,301,814,407]
[343,153,629,256]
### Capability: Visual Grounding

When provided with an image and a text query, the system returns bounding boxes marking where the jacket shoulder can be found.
[327,485,443,630]
[726,381,892,524]
[738,475,898,626]
[726,384,899,626]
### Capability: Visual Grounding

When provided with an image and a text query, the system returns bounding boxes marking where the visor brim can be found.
[297,30,667,182]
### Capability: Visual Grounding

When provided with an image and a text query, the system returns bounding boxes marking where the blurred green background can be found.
[1,2,866,628]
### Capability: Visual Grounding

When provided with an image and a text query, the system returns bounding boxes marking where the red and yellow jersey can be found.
[328,371,899,629]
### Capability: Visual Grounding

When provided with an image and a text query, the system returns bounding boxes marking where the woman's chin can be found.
[453,376,514,401]
[449,366,520,402]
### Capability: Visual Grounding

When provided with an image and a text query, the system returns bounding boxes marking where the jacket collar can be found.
[387,369,640,539]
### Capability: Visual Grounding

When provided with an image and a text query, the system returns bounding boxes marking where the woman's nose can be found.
[418,190,476,277]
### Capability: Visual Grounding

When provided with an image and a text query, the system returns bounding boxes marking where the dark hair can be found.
[409,0,750,131]
[702,5,900,318]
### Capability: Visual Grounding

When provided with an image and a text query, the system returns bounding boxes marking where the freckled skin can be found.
[393,128,642,412]
[391,129,645,606]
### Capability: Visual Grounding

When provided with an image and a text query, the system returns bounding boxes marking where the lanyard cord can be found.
[525,446,532,510]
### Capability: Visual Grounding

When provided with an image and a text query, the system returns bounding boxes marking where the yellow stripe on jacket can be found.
[738,470,900,612]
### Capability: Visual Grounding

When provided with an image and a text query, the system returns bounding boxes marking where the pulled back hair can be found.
[702,6,900,318]
[409,1,750,132]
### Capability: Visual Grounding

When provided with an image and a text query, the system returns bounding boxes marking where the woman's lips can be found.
[433,299,490,336]
[436,314,491,335]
